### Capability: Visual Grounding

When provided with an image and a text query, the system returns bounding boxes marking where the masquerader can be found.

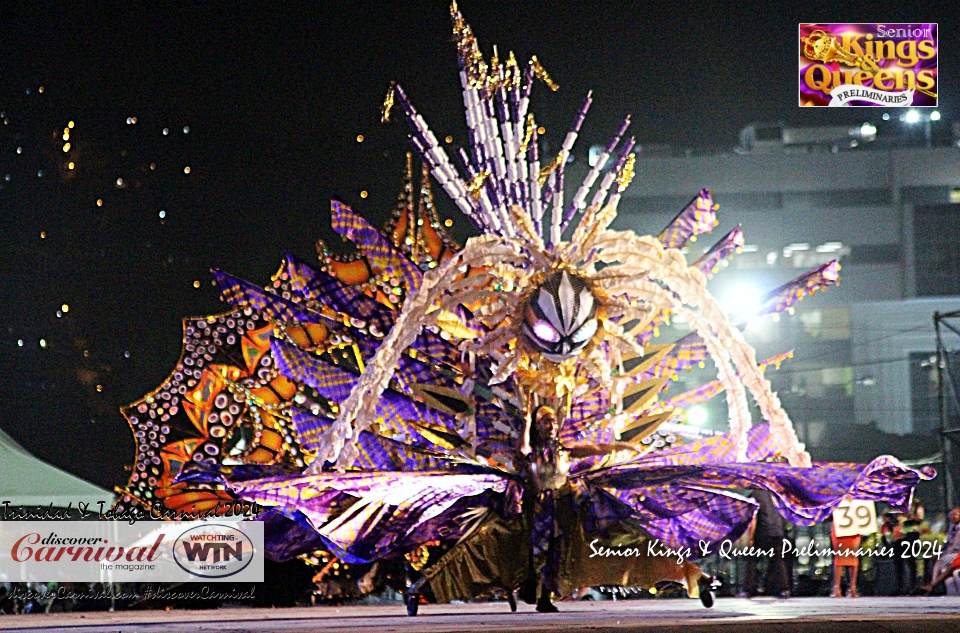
[117,3,933,614]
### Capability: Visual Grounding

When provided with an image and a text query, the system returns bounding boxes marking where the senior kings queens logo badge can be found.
[799,23,937,107]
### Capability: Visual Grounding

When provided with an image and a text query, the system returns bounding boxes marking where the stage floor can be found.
[2,596,960,633]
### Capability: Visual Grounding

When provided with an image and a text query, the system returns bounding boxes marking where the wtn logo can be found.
[181,541,244,563]
[173,525,256,578]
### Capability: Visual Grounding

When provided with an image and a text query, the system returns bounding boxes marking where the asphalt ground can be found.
[2,596,960,633]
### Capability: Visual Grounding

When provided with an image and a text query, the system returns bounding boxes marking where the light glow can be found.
[722,284,763,320]
[688,406,708,426]
[532,320,560,343]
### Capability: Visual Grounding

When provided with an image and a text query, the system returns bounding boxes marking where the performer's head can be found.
[521,270,598,362]
[534,405,560,442]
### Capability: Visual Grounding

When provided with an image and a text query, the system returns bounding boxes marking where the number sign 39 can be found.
[832,499,878,537]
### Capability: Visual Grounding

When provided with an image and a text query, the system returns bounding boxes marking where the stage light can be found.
[688,406,708,426]
[722,284,763,320]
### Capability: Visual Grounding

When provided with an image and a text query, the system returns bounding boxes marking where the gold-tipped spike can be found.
[411,383,475,416]
[381,81,396,122]
[620,409,674,443]
[621,344,674,377]
[467,169,491,200]
[506,51,520,89]
[409,420,471,450]
[538,153,563,185]
[384,152,415,248]
[616,153,636,193]
[450,1,487,88]
[518,113,535,158]
[531,55,559,91]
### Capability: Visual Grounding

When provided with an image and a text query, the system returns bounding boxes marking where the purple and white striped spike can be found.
[478,86,514,236]
[457,73,504,234]
[549,92,592,246]
[497,81,520,209]
[529,127,543,236]
[589,135,636,210]
[561,115,631,234]
[395,84,482,229]
[606,151,635,211]
[550,164,566,247]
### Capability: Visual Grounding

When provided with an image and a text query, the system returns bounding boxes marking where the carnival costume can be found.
[116,3,933,612]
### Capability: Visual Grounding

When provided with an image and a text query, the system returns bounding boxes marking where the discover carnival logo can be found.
[0,520,263,582]
[172,524,255,578]
[799,23,937,107]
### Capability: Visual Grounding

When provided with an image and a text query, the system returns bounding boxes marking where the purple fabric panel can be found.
[232,471,508,560]
[272,339,357,401]
[330,200,423,293]
[588,456,935,528]
[213,269,322,325]
[595,484,757,551]
[285,254,396,334]
[639,423,777,467]
[694,225,743,276]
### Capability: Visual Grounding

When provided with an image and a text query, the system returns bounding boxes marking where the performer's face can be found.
[521,270,598,362]
[535,407,559,440]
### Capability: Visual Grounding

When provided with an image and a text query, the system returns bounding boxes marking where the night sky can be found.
[0,2,953,491]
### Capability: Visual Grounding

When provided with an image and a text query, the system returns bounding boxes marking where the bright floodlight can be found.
[688,406,708,426]
[904,109,921,124]
[722,284,763,320]
[931,110,941,121]
[860,122,877,137]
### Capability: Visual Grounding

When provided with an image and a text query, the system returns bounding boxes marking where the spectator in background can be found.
[743,490,789,598]
[947,507,960,547]
[831,519,861,597]
[921,507,960,595]
[881,511,907,594]
[899,500,925,593]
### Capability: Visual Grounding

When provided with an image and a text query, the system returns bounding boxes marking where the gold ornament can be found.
[381,81,396,123]
[467,169,491,200]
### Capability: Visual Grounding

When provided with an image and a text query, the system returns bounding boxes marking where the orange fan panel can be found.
[211,363,246,381]
[185,369,225,408]
[246,428,284,464]
[286,322,329,349]
[159,438,204,483]
[247,324,275,350]
[259,409,281,431]
[258,428,284,451]
[157,487,236,513]
[391,209,410,248]
[182,400,210,437]
[422,222,444,258]
[330,258,372,285]
[305,323,329,345]
[285,326,312,349]
[271,375,298,400]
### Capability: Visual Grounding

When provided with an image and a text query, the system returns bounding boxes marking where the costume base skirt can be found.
[420,511,703,602]
[421,513,531,604]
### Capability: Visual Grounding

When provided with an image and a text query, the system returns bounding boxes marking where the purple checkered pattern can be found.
[331,201,423,293]
[657,189,718,250]
[233,471,508,561]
